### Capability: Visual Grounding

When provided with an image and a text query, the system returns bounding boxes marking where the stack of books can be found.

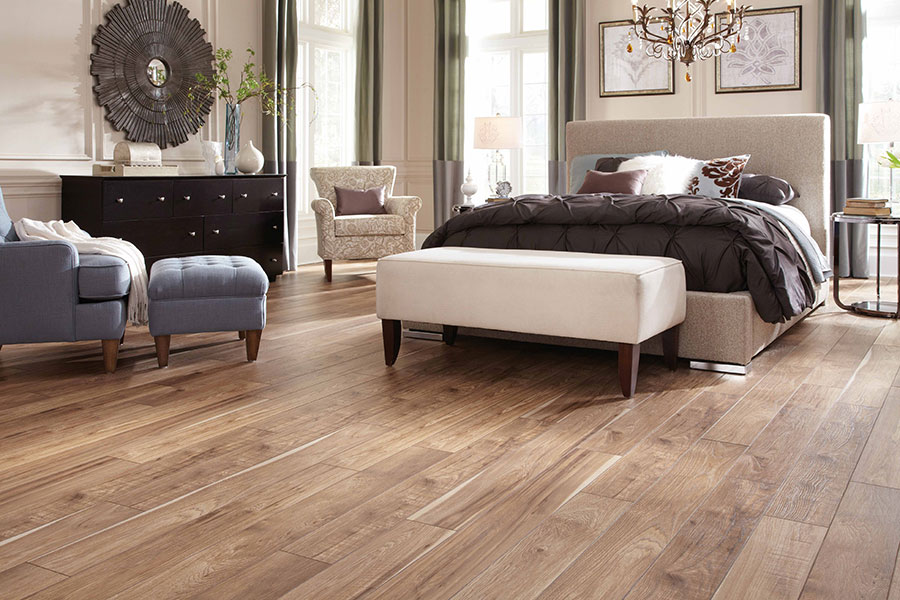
[844,198,891,216]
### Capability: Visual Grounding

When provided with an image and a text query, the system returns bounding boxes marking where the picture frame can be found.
[715,6,802,94]
[599,20,675,97]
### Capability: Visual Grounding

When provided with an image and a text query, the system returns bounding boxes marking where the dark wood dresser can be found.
[61,175,286,281]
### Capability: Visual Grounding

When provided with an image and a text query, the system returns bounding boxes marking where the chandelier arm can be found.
[632,20,671,46]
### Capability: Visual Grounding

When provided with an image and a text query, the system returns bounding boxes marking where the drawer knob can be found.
[157,196,166,202]
[116,198,124,204]
[272,225,278,230]
[240,193,248,199]
[188,231,197,237]
[270,192,280,197]
[270,258,278,263]
[218,194,226,200]
[183,195,191,201]
[212,229,221,235]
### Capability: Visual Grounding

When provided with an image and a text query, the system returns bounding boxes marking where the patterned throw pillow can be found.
[687,155,751,199]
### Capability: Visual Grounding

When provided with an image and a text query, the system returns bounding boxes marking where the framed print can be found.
[715,6,801,93]
[599,20,675,97]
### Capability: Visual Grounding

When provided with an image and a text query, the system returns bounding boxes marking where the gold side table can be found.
[832,212,900,318]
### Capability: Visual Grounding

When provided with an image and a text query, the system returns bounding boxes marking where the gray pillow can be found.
[738,173,798,205]
[0,187,18,243]
[334,185,387,216]
[568,151,668,193]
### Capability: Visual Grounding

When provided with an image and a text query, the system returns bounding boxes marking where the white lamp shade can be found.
[473,116,523,150]
[858,101,900,144]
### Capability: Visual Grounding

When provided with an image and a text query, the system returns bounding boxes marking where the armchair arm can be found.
[0,240,79,343]
[385,196,423,222]
[311,198,337,260]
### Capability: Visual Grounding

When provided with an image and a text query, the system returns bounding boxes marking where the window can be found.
[465,0,549,199]
[862,0,900,201]
[297,0,356,211]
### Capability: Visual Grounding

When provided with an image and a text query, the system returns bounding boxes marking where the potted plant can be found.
[187,48,317,174]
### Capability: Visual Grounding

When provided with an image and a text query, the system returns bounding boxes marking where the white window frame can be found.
[297,0,357,216]
[466,0,549,199]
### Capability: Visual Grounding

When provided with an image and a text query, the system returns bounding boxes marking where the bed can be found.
[414,114,831,373]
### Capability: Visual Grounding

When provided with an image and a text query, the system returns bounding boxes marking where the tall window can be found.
[298,0,356,209]
[862,0,900,201]
[465,0,549,199]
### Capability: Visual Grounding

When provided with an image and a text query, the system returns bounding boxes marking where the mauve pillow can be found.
[334,186,387,216]
[738,173,798,205]
[578,169,649,195]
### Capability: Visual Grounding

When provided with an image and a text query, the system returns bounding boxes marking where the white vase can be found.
[460,170,478,205]
[236,140,264,174]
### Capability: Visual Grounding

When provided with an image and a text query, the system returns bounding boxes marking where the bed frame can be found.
[409,114,831,373]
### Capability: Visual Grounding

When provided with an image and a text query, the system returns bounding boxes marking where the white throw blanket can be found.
[14,219,149,325]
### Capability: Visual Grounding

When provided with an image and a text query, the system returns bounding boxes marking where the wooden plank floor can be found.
[1,262,899,599]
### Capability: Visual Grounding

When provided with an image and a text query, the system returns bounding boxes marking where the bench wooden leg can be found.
[102,339,120,374]
[245,330,262,362]
[238,330,246,340]
[324,259,333,282]
[382,319,401,366]
[618,343,640,398]
[154,335,171,368]
[443,325,458,346]
[662,325,679,371]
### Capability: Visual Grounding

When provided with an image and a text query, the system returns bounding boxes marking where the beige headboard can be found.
[566,114,831,251]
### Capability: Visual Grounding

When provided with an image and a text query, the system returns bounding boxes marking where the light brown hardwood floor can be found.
[1,262,899,599]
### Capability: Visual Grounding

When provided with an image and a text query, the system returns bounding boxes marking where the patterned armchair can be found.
[310,166,422,281]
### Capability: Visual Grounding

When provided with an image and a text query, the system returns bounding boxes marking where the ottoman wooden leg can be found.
[662,325,680,371]
[102,339,120,374]
[154,335,171,368]
[324,260,333,282]
[618,343,640,398]
[245,330,262,362]
[443,325,458,346]
[382,319,401,366]
[238,331,246,340]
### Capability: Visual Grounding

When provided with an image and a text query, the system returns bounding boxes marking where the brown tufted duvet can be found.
[422,194,817,324]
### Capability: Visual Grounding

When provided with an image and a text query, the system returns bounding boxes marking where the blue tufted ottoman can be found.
[148,256,269,367]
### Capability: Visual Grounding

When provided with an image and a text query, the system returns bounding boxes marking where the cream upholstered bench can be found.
[376,247,686,397]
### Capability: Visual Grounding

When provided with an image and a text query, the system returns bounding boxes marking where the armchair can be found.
[310,166,422,281]
[0,189,128,372]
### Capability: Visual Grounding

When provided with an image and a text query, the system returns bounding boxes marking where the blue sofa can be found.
[0,188,130,372]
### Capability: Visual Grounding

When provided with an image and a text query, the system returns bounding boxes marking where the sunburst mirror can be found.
[91,0,215,149]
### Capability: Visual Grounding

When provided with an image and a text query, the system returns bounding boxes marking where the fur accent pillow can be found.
[618,154,751,198]
[617,155,697,195]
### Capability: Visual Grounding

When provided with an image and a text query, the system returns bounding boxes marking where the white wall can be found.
[585,0,819,120]
[383,0,435,234]
[0,0,263,223]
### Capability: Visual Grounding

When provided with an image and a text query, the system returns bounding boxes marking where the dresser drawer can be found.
[231,244,284,281]
[233,178,284,213]
[104,218,204,257]
[103,180,174,221]
[205,213,283,251]
[173,179,232,216]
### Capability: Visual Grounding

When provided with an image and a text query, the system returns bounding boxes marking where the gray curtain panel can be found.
[433,0,466,227]
[356,0,383,166]
[548,0,586,195]
[820,0,868,278]
[262,0,301,271]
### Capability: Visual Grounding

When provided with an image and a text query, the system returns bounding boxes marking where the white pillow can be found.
[617,155,698,195]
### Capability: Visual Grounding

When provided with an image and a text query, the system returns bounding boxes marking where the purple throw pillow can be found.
[578,169,649,195]
[334,186,387,216]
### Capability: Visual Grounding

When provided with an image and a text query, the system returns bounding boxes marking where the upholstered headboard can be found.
[565,114,831,251]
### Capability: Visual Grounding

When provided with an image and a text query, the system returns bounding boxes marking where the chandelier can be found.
[628,0,749,82]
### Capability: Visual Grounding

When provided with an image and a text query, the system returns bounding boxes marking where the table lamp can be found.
[858,101,900,203]
[473,115,523,196]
